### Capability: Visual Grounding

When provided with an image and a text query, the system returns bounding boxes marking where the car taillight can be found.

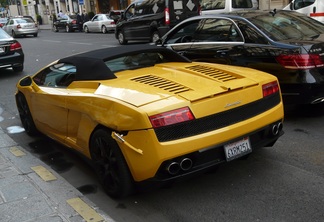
[16,24,21,29]
[149,107,195,128]
[72,20,77,24]
[165,7,170,25]
[276,54,324,69]
[10,42,22,51]
[111,21,115,25]
[262,81,279,97]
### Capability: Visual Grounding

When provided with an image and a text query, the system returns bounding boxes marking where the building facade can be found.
[8,0,291,25]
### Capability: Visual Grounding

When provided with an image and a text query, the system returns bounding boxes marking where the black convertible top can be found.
[58,44,190,81]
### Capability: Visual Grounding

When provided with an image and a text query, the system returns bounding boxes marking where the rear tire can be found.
[13,64,24,72]
[90,128,134,198]
[12,30,17,38]
[102,25,107,34]
[66,25,70,32]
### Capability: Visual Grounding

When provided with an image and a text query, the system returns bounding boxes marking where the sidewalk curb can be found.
[0,127,115,222]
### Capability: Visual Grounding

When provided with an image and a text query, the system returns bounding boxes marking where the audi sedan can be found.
[2,17,38,37]
[15,45,283,198]
[159,10,324,105]
[0,28,24,72]
[83,14,115,33]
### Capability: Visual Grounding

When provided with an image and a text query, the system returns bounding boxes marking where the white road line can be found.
[68,42,93,45]
[42,40,62,43]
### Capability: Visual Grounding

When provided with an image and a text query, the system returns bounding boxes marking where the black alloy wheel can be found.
[16,92,39,136]
[90,129,134,198]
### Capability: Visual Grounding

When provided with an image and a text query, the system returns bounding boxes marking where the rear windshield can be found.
[16,18,34,23]
[247,12,324,41]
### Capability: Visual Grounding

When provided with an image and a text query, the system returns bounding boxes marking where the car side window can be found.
[165,18,243,44]
[294,0,315,10]
[33,63,76,88]
[236,20,267,44]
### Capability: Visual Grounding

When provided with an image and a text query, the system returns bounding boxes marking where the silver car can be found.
[3,17,38,37]
[83,14,115,34]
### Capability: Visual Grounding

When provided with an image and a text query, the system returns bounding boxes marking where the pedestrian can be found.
[76,12,83,32]
[83,10,89,23]
[58,10,64,18]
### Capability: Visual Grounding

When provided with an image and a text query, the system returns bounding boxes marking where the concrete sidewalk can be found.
[0,126,115,222]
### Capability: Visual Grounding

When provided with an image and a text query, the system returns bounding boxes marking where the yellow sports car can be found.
[16,45,284,198]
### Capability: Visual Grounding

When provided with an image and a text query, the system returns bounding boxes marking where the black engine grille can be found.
[154,92,281,142]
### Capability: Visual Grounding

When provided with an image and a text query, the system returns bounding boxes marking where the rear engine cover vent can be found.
[186,65,242,82]
[131,75,192,94]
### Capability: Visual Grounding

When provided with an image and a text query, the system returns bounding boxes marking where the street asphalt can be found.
[0,24,115,222]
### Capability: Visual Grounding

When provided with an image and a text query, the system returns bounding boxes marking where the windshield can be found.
[247,12,324,41]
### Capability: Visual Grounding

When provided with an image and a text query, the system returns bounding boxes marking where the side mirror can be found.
[19,76,32,87]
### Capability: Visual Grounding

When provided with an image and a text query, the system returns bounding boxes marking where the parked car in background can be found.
[283,0,324,23]
[52,14,78,32]
[200,0,257,15]
[15,44,283,198]
[115,0,200,44]
[2,17,38,37]
[159,10,324,105]
[83,14,115,33]
[0,18,8,28]
[0,28,24,72]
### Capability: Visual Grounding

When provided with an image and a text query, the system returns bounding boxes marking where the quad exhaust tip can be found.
[166,158,193,175]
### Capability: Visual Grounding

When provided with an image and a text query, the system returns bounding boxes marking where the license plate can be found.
[0,47,4,53]
[224,137,252,161]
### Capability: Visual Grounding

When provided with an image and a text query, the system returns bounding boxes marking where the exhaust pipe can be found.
[167,162,180,175]
[180,158,193,171]
[271,122,283,136]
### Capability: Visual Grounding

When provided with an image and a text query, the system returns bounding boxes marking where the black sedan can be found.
[0,28,24,72]
[52,14,79,32]
[159,10,324,105]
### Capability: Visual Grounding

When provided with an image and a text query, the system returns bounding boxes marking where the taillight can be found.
[276,54,324,69]
[149,107,195,128]
[16,24,21,29]
[72,20,77,24]
[10,42,22,51]
[165,7,170,25]
[262,81,279,97]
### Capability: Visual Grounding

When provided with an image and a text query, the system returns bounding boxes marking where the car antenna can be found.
[269,8,277,16]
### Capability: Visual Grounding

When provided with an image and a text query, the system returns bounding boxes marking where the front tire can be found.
[90,129,134,198]
[16,92,39,136]
[117,30,127,45]
[84,25,89,33]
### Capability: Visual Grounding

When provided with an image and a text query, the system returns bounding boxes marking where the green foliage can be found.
[88,11,95,19]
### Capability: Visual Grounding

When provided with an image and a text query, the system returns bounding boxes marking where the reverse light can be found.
[165,7,170,25]
[149,107,195,128]
[10,42,22,51]
[276,54,324,69]
[262,81,279,97]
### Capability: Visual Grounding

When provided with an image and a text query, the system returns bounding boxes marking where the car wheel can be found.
[66,25,70,32]
[90,128,134,198]
[12,64,24,72]
[84,25,89,33]
[12,30,17,38]
[33,33,38,37]
[16,92,39,136]
[102,25,107,34]
[117,31,127,45]
[52,25,59,32]
[151,31,160,43]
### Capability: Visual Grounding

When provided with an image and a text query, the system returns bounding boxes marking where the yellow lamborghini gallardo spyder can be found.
[16,45,284,198]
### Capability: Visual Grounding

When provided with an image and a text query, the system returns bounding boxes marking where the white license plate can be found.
[0,47,4,53]
[224,137,252,161]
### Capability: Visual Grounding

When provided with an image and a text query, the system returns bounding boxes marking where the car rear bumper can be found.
[16,28,38,35]
[0,52,24,68]
[140,120,284,184]
[281,83,324,105]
